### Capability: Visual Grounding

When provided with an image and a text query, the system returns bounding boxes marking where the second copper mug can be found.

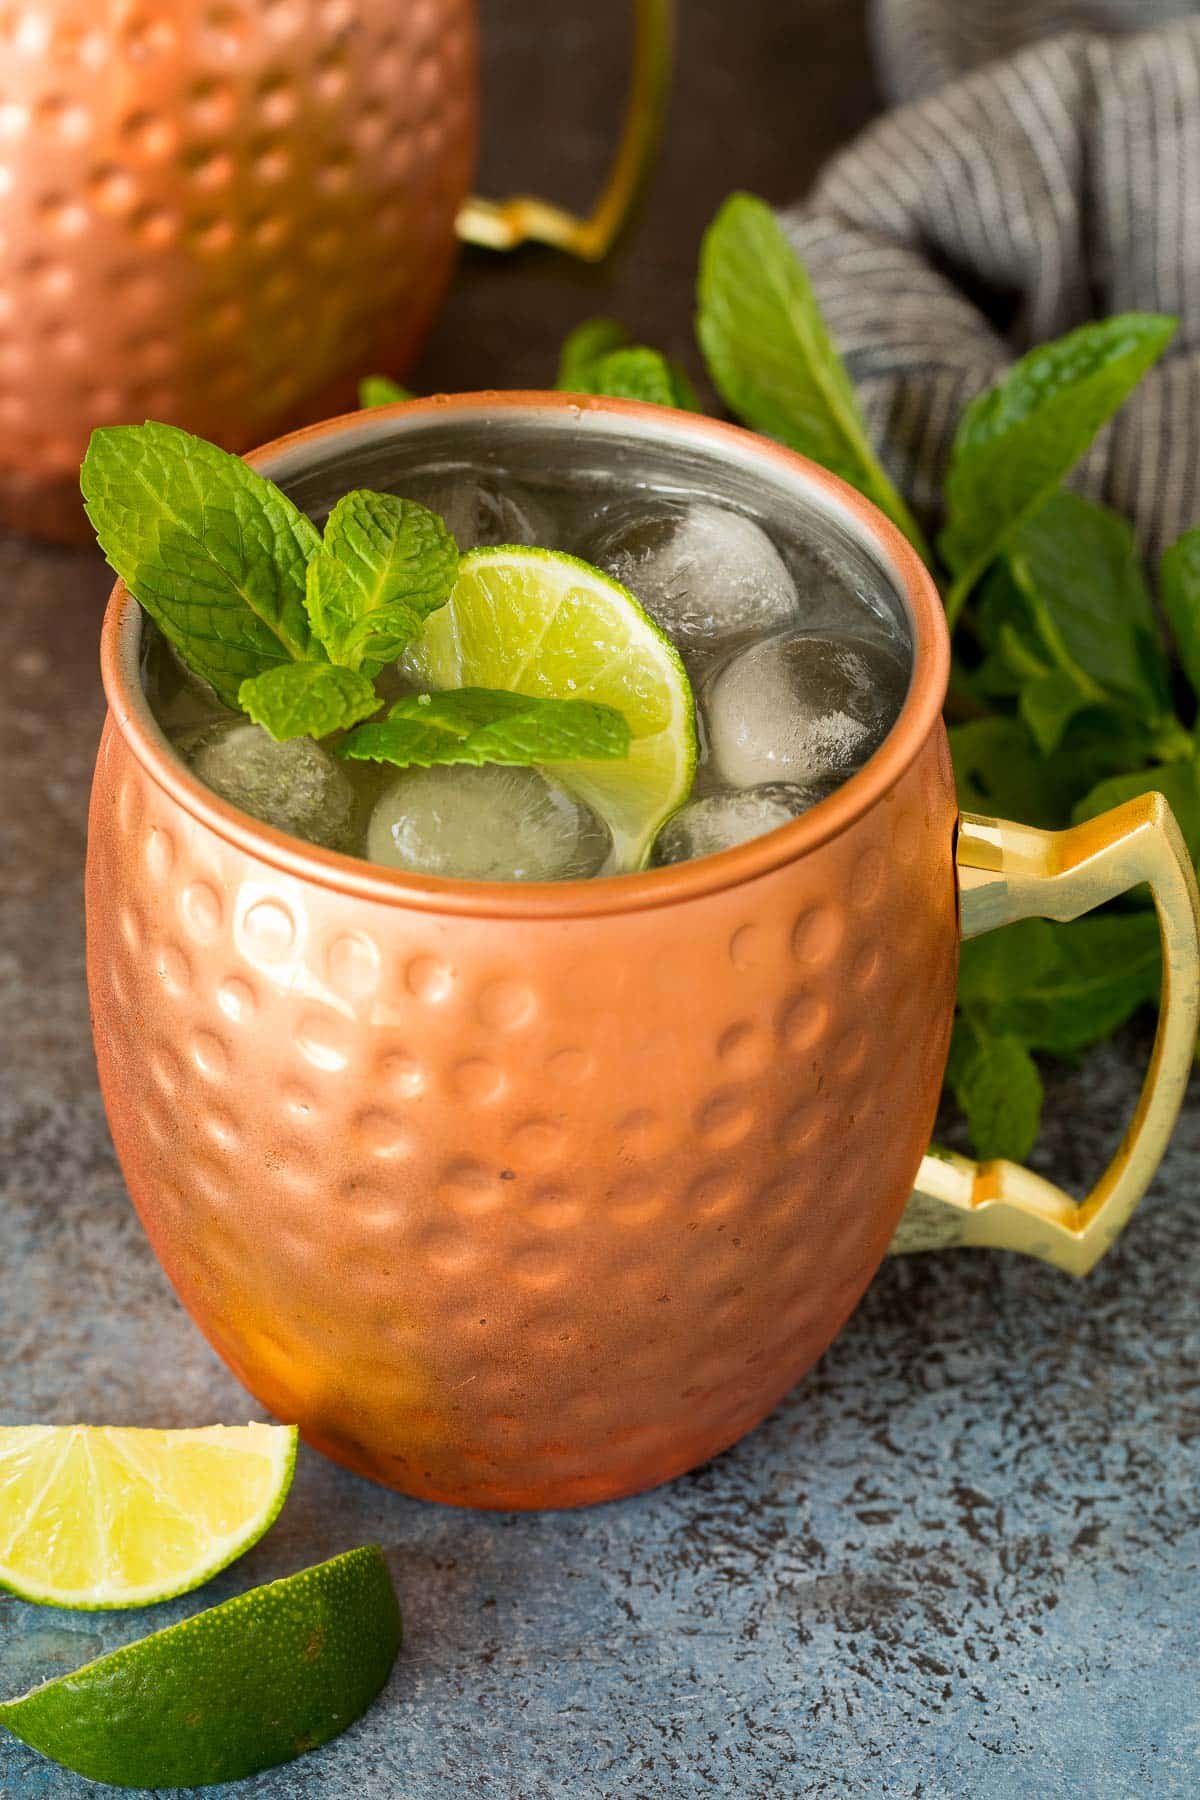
[0,0,670,539]
[86,394,1200,1510]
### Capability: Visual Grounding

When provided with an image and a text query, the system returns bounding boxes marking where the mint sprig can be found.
[339,689,631,770]
[83,424,633,774]
[939,315,1176,623]
[82,422,323,709]
[305,490,458,676]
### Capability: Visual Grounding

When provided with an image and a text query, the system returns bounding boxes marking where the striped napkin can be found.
[781,0,1200,560]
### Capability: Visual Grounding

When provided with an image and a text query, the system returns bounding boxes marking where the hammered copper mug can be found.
[85,393,1200,1510]
[0,0,670,540]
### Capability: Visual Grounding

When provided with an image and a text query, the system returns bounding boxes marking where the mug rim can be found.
[98,391,951,920]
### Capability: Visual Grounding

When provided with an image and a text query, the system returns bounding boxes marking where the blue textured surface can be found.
[2,543,1199,1797]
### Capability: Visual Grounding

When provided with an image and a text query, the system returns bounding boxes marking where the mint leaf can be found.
[950,717,1079,828]
[939,314,1176,622]
[1162,526,1200,700]
[1006,494,1171,716]
[82,421,321,709]
[696,192,929,556]
[339,688,631,769]
[305,491,458,676]
[1018,668,1098,755]
[576,347,699,410]
[359,375,412,408]
[1073,759,1200,867]
[557,319,698,410]
[947,1017,1043,1162]
[237,663,380,741]
[958,913,1160,1056]
[558,319,631,387]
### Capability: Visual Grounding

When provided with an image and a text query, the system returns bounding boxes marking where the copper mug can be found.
[0,0,670,541]
[86,394,1200,1510]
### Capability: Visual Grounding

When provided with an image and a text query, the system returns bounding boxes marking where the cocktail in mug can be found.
[86,395,1200,1509]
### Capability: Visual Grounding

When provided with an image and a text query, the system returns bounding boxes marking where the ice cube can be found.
[177,720,361,851]
[588,501,799,664]
[399,472,557,553]
[366,764,611,882]
[652,782,834,865]
[704,630,908,790]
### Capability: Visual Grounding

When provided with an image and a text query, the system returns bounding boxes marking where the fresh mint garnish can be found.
[305,490,458,676]
[556,318,699,411]
[238,664,380,742]
[82,422,323,709]
[939,315,1176,623]
[339,688,631,770]
[82,422,639,788]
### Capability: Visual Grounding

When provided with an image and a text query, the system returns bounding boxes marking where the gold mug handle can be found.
[455,0,674,260]
[892,794,1200,1275]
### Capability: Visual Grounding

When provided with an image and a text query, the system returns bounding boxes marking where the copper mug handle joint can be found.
[893,794,1200,1275]
[456,0,673,260]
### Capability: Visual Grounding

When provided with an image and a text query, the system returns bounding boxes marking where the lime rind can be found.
[0,1546,401,1789]
[0,1423,298,1611]
[405,545,698,870]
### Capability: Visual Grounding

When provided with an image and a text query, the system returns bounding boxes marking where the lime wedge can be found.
[406,546,697,869]
[0,1546,401,1788]
[0,1423,297,1609]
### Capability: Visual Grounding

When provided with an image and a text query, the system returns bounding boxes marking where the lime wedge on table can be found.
[0,1546,401,1788]
[0,1423,296,1608]
[406,546,697,869]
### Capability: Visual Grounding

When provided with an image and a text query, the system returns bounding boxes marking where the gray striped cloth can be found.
[781,1,1200,561]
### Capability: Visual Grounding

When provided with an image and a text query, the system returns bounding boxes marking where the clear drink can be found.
[145,435,912,881]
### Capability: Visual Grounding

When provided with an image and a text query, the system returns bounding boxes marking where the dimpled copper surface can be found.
[87,715,958,1509]
[0,0,476,540]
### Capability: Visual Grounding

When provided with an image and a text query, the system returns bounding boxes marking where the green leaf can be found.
[81,421,321,709]
[557,319,632,388]
[695,192,929,556]
[949,717,1077,828]
[939,313,1176,621]
[359,375,412,408]
[1019,668,1097,754]
[305,491,458,676]
[339,687,631,770]
[946,1016,1043,1162]
[1006,493,1170,714]
[237,663,380,741]
[957,912,1161,1056]
[577,347,700,410]
[1072,758,1200,867]
[1162,525,1200,700]
[557,318,698,410]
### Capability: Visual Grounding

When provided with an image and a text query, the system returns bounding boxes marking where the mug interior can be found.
[105,394,950,915]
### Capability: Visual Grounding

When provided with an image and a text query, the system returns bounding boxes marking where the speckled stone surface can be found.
[2,2,1199,1794]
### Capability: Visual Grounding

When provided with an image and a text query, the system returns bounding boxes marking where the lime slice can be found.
[406,546,697,869]
[0,1423,297,1609]
[0,1546,401,1788]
